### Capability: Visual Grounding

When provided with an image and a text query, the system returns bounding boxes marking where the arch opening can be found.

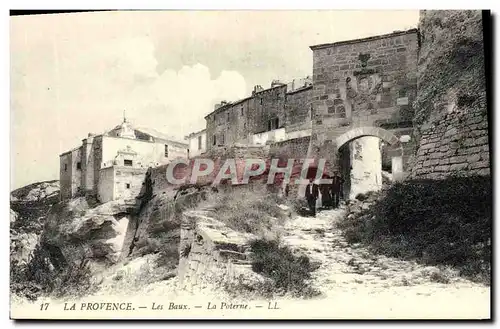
[333,127,403,201]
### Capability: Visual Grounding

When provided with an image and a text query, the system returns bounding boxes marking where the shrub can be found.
[248,238,320,298]
[337,175,491,285]
[10,243,98,301]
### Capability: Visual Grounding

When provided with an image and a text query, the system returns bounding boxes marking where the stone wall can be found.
[411,95,490,178]
[59,147,83,200]
[59,152,73,200]
[178,209,264,293]
[285,85,313,132]
[411,10,490,178]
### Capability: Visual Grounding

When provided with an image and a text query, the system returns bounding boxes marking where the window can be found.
[124,159,133,166]
[164,144,169,157]
[126,183,131,189]
[240,106,244,116]
[227,112,230,122]
[260,98,263,105]
[212,135,216,146]
[64,163,67,171]
[267,118,279,131]
[399,89,407,98]
[220,133,225,145]
[76,162,81,170]
[198,136,202,150]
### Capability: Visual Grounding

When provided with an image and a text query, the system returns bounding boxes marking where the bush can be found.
[249,238,320,298]
[337,175,491,285]
[10,243,98,301]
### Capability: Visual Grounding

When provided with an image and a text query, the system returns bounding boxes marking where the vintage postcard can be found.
[10,9,491,320]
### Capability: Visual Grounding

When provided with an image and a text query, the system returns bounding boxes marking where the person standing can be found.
[305,177,319,217]
[319,174,332,209]
[330,171,344,209]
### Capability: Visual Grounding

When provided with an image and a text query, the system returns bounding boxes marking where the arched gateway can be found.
[334,126,404,200]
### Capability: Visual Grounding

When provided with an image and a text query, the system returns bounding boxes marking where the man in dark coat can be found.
[319,174,332,209]
[330,171,344,209]
[305,178,319,217]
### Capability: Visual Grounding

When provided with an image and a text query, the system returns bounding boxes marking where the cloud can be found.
[11,32,246,189]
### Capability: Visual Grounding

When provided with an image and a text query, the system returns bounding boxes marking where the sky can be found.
[10,10,419,190]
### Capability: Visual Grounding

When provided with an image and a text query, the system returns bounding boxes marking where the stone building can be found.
[308,29,419,198]
[203,77,314,151]
[185,129,207,158]
[59,118,188,202]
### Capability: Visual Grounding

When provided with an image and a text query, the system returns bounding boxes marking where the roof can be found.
[204,95,253,119]
[133,126,188,147]
[310,28,418,51]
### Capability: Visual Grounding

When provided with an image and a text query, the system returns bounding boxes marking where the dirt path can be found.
[280,205,490,318]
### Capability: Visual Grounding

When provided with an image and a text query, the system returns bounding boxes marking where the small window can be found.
[212,135,216,146]
[64,163,67,171]
[164,144,169,157]
[399,89,407,97]
[126,183,131,189]
[260,98,263,105]
[124,159,133,166]
[220,134,225,145]
[198,136,202,150]
[240,106,244,116]
[76,162,81,170]
[227,112,230,122]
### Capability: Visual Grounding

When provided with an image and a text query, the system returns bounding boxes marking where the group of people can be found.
[305,172,344,217]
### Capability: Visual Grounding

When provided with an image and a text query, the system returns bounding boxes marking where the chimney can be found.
[305,76,312,87]
[214,100,228,110]
[252,85,264,95]
[271,80,285,88]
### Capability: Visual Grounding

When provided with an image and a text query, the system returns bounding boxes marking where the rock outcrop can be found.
[10,180,61,266]
[178,208,267,294]
[43,197,136,263]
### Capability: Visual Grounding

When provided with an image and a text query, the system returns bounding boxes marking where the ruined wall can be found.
[178,209,263,293]
[309,29,419,173]
[411,10,490,178]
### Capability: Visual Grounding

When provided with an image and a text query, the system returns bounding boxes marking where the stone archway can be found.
[334,126,403,200]
[335,126,400,151]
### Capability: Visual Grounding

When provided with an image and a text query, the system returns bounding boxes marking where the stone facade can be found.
[204,79,313,152]
[285,85,313,133]
[59,119,189,202]
[411,10,490,178]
